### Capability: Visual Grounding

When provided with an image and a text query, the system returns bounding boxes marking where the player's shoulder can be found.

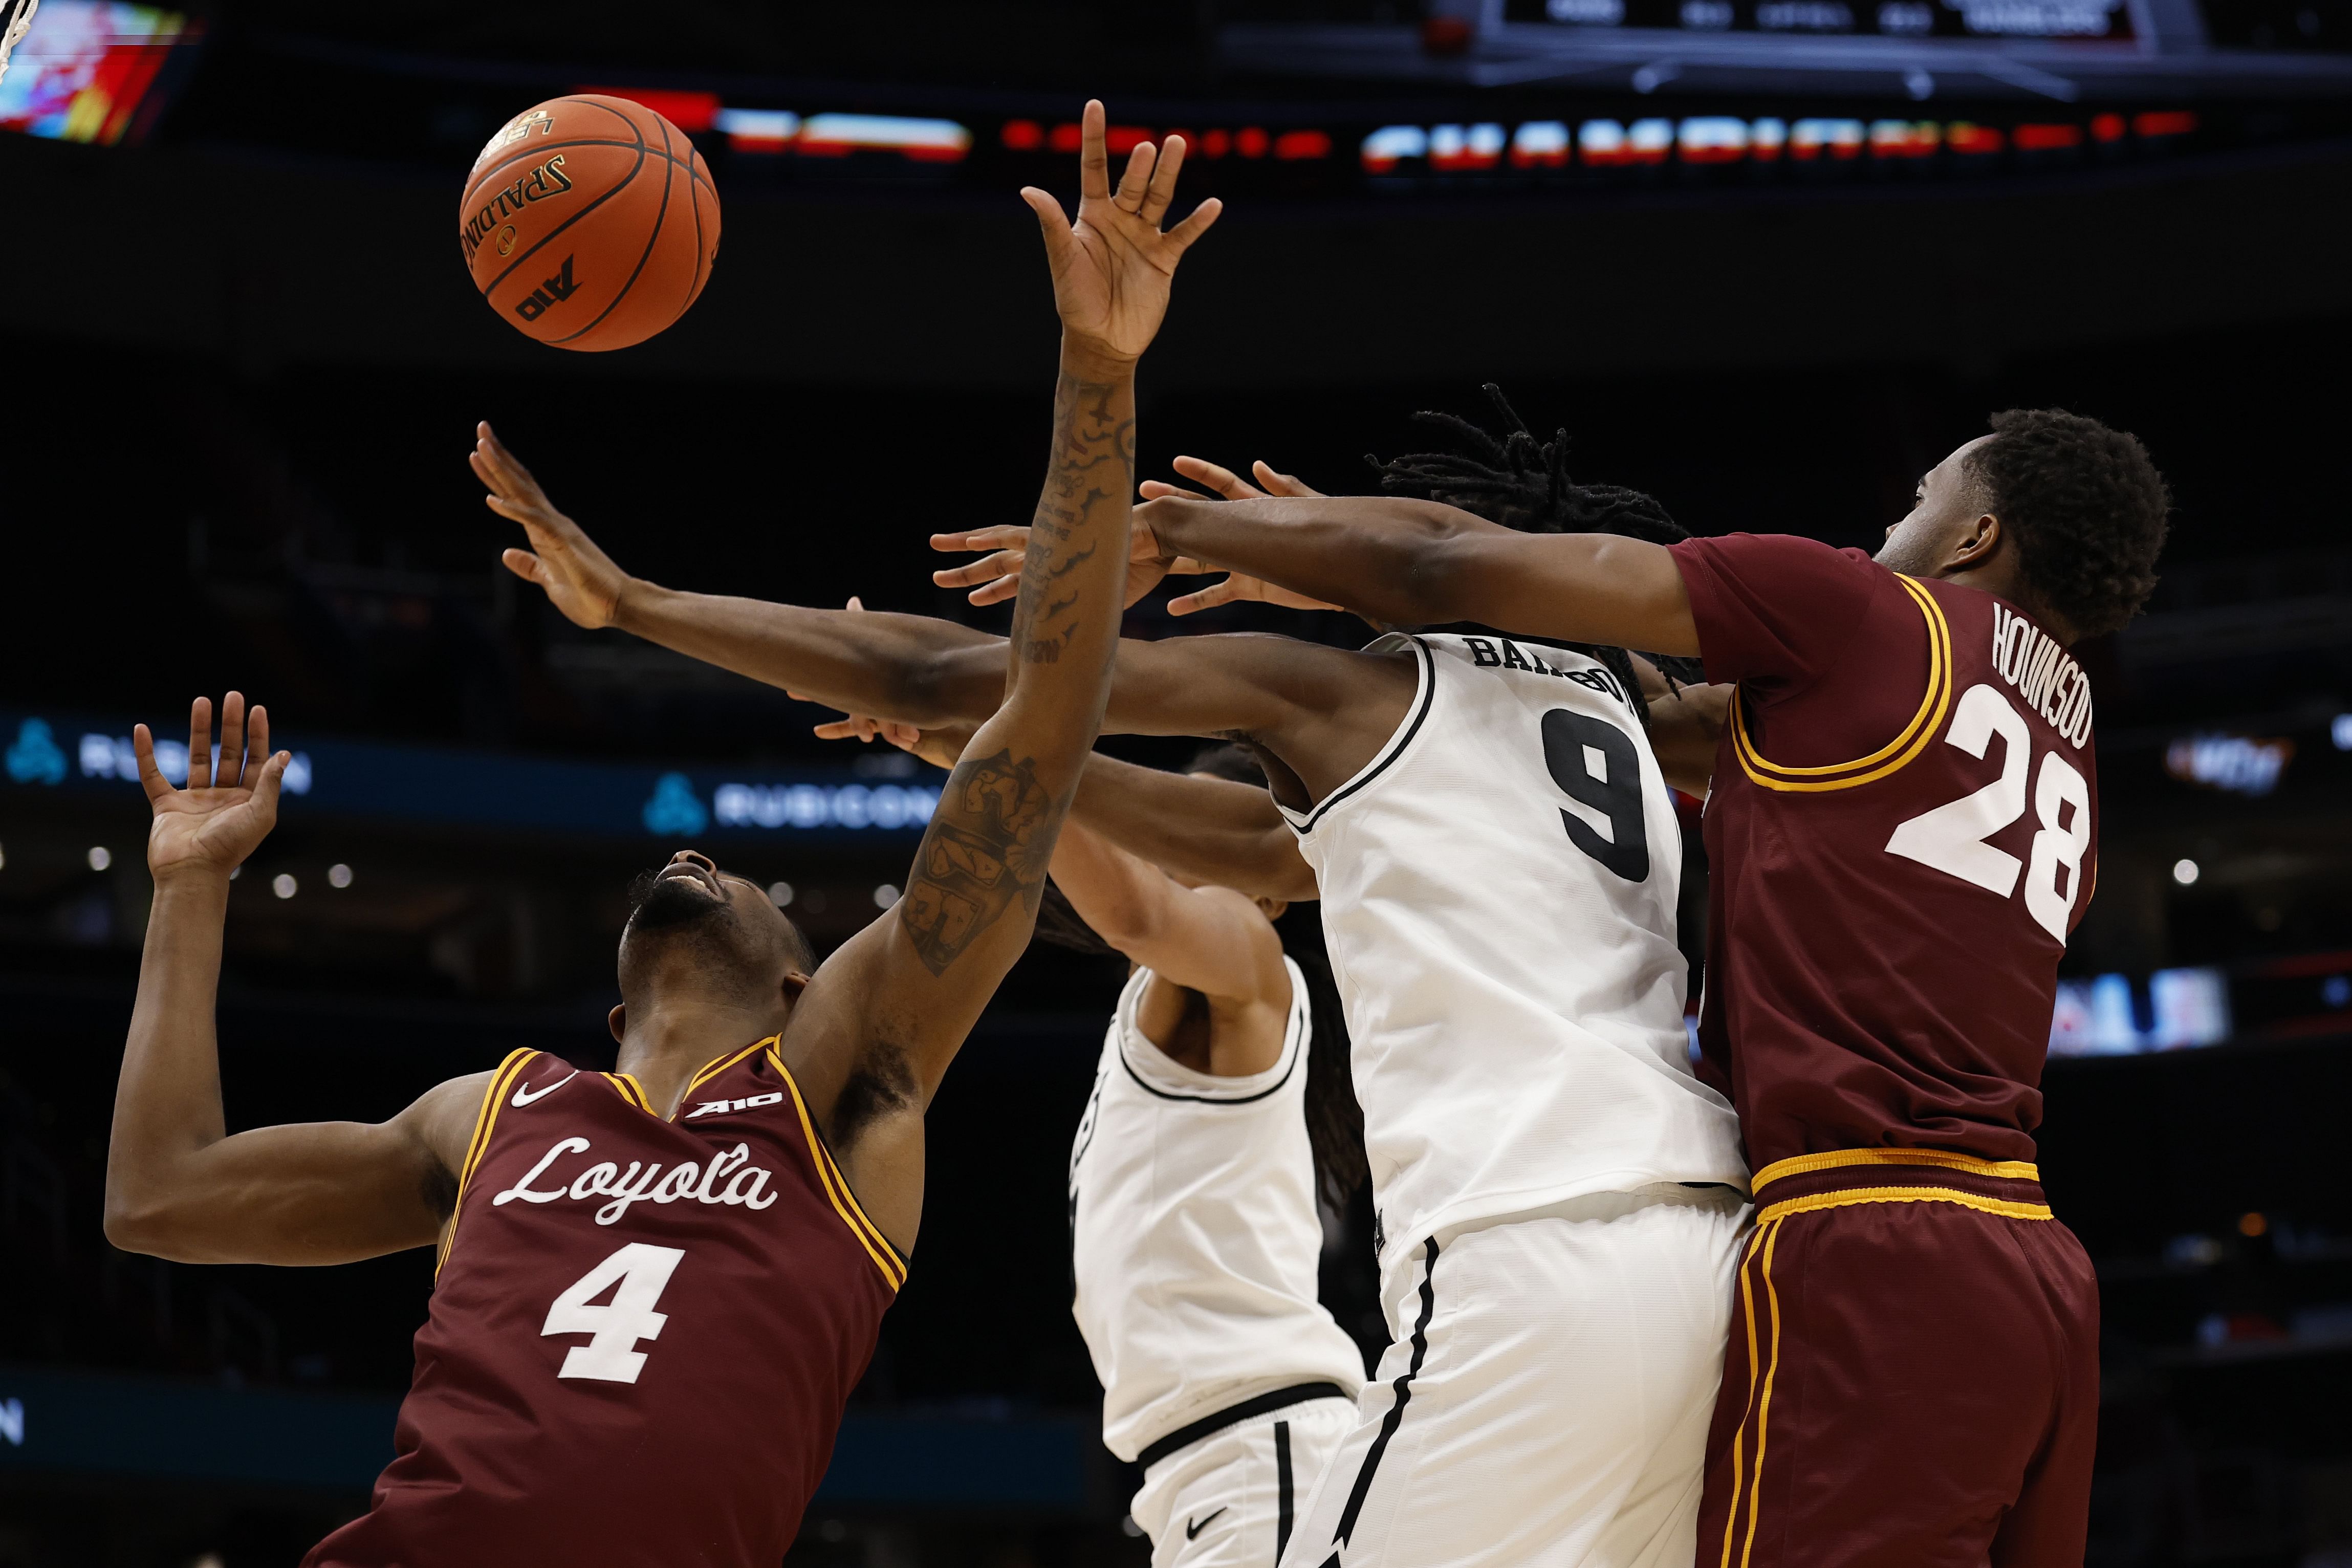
[1672,530,1881,581]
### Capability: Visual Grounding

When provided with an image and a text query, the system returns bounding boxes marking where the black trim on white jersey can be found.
[1328,1237,1440,1554]
[1275,1419,1297,1561]
[1116,1023,1302,1106]
[1133,1381,1354,1470]
[1113,965,1309,1107]
[1286,636,1436,835]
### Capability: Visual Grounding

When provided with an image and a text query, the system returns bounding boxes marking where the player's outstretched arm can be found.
[474,423,1003,727]
[781,102,1218,1250]
[1072,751,1315,902]
[104,696,485,1266]
[821,714,1317,909]
[1137,492,1705,658]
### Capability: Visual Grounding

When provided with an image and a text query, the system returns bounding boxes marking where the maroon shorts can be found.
[1696,1151,2100,1568]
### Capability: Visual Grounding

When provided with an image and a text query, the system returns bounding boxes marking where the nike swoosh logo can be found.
[1185,1508,1226,1540]
[511,1072,578,1108]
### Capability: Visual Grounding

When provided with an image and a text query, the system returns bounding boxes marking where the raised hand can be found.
[135,694,290,882]
[1021,100,1221,373]
[1138,458,1342,617]
[473,422,629,629]
[929,455,1339,616]
[929,520,1175,611]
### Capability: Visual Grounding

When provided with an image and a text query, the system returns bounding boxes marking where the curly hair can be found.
[1367,384,1704,710]
[1964,409,2169,640]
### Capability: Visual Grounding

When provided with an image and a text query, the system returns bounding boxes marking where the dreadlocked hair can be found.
[1036,744,1369,1212]
[1370,384,1704,713]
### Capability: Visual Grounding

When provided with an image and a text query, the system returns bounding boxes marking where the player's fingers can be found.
[1163,197,1223,255]
[132,725,171,804]
[1166,578,1242,616]
[187,696,213,790]
[1139,135,1185,226]
[250,750,290,821]
[217,692,248,792]
[932,549,1026,589]
[812,719,862,741]
[1255,461,1324,497]
[1172,455,1265,501]
[500,548,552,586]
[1114,139,1156,214]
[846,595,865,613]
[1138,479,1215,503]
[1019,188,1077,272]
[242,705,270,791]
[1078,99,1109,201]
[1166,554,1221,576]
[967,575,1021,608]
[930,525,1029,554]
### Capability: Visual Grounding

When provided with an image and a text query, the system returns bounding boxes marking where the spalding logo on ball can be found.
[460,95,721,352]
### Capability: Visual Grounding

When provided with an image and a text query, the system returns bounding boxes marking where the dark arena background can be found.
[3,1,2351,1564]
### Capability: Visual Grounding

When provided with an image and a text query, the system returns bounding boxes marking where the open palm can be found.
[1022,101,1221,367]
[137,694,290,880]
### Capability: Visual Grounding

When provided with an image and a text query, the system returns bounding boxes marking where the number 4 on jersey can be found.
[543,1243,686,1384]
[1884,682,2090,943]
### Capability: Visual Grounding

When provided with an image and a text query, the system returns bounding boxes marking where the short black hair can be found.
[1369,385,1702,712]
[1965,408,2169,640]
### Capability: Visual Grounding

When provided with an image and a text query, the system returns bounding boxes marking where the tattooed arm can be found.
[777,102,1221,1253]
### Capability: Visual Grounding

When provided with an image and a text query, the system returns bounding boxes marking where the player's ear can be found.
[1257,896,1291,923]
[1948,510,2002,571]
[607,1004,627,1044]
[781,971,813,1005]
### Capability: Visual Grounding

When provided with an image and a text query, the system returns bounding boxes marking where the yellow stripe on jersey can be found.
[770,1047,907,1292]
[604,1072,655,1114]
[437,1048,536,1276]
[1750,1147,2041,1191]
[684,1037,777,1102]
[1756,1184,2054,1226]
[1730,574,1953,793]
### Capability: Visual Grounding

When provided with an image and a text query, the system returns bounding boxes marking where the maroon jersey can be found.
[1668,534,2098,1175]
[306,1042,903,1568]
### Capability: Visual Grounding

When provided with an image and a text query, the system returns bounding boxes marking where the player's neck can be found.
[1936,562,2078,647]
[615,997,790,1116]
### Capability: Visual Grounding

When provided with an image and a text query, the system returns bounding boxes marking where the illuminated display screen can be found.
[1507,0,2131,39]
[0,0,195,146]
[2,711,941,841]
[2050,968,2234,1056]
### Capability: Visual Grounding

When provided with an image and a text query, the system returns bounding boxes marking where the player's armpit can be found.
[1646,682,1732,798]
[104,1072,488,1267]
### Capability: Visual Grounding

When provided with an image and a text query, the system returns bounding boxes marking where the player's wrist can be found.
[606,575,661,634]
[148,861,235,901]
[1058,336,1138,385]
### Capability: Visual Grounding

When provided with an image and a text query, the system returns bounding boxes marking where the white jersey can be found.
[1279,632,1747,1278]
[1071,961,1368,1465]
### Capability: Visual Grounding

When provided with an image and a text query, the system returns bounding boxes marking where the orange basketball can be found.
[459,95,721,353]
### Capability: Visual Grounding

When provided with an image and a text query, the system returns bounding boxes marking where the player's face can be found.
[621,852,805,998]
[1876,435,1994,579]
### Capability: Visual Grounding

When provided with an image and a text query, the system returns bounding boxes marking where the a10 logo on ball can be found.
[457,93,721,353]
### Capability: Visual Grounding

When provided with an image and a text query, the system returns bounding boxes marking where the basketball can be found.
[458,95,721,352]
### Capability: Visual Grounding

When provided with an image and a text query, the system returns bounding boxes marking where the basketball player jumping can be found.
[481,402,1752,1567]
[1094,407,2169,1567]
[101,102,1217,1568]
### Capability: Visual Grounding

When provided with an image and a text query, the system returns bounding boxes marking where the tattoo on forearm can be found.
[899,747,1058,975]
[1010,375,1134,667]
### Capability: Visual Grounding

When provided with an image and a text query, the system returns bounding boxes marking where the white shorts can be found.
[1132,1393,1361,1568]
[1280,1185,1750,1568]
